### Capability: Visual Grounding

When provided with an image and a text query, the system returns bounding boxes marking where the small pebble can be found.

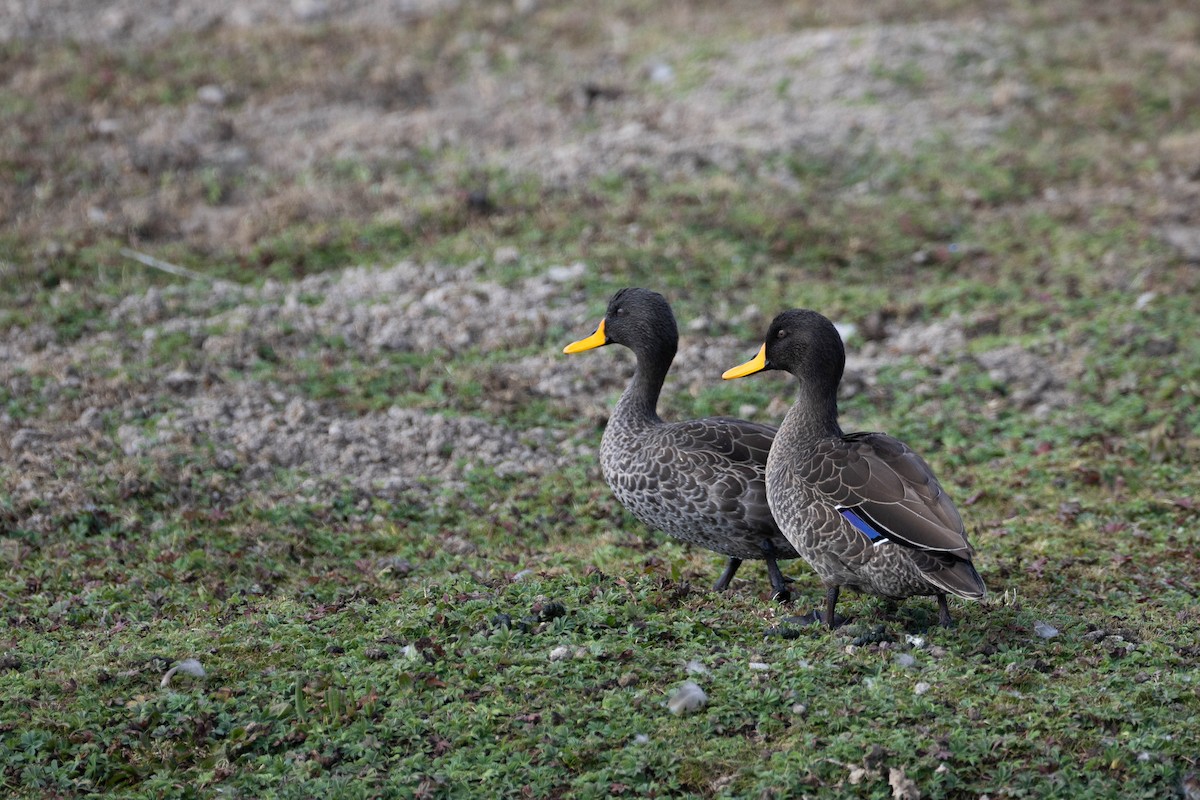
[914,681,931,695]
[748,661,770,671]
[895,653,916,668]
[667,681,707,715]
[94,119,122,136]
[548,646,573,662]
[648,62,675,84]
[196,85,227,106]
[904,634,926,649]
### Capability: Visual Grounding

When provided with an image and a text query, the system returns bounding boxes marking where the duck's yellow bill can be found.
[563,319,608,354]
[722,344,767,379]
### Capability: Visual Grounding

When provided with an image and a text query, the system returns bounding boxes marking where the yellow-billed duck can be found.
[564,288,799,598]
[723,308,985,627]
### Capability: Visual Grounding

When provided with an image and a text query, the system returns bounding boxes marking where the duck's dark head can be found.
[722,308,845,388]
[563,288,679,365]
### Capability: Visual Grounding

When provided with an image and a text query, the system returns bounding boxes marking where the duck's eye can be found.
[615,307,624,316]
[776,329,787,339]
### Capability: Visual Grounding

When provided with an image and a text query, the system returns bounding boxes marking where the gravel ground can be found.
[0,246,1079,529]
[0,3,1084,529]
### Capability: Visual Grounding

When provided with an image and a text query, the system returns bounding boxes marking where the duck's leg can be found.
[759,541,792,602]
[823,584,841,630]
[936,593,954,628]
[712,558,742,591]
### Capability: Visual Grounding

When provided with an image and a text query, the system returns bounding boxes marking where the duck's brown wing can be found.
[803,431,972,555]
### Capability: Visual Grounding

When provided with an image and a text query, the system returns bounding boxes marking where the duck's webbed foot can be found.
[784,585,847,629]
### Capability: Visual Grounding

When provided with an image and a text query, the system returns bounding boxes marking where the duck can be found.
[722,308,985,627]
[563,288,800,599]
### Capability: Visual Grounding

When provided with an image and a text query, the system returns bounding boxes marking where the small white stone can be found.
[94,119,122,136]
[549,645,573,662]
[1134,291,1156,310]
[905,634,926,649]
[748,661,770,671]
[648,62,675,84]
[685,660,708,675]
[895,653,916,668]
[634,733,649,745]
[196,85,227,106]
[914,681,931,695]
[667,681,707,715]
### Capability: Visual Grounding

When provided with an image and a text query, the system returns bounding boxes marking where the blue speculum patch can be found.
[839,507,883,542]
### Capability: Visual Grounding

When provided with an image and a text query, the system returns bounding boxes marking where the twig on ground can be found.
[119,248,214,284]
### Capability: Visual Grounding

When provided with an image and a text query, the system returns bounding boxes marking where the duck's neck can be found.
[611,346,672,429]
[778,378,842,445]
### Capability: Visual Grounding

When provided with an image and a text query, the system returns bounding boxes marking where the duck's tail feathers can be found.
[924,558,986,601]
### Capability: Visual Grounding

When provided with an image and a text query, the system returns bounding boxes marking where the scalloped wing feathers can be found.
[804,431,973,555]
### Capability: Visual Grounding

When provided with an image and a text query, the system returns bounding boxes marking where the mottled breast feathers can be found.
[602,414,794,560]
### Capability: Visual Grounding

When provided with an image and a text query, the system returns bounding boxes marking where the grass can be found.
[3,0,1200,797]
